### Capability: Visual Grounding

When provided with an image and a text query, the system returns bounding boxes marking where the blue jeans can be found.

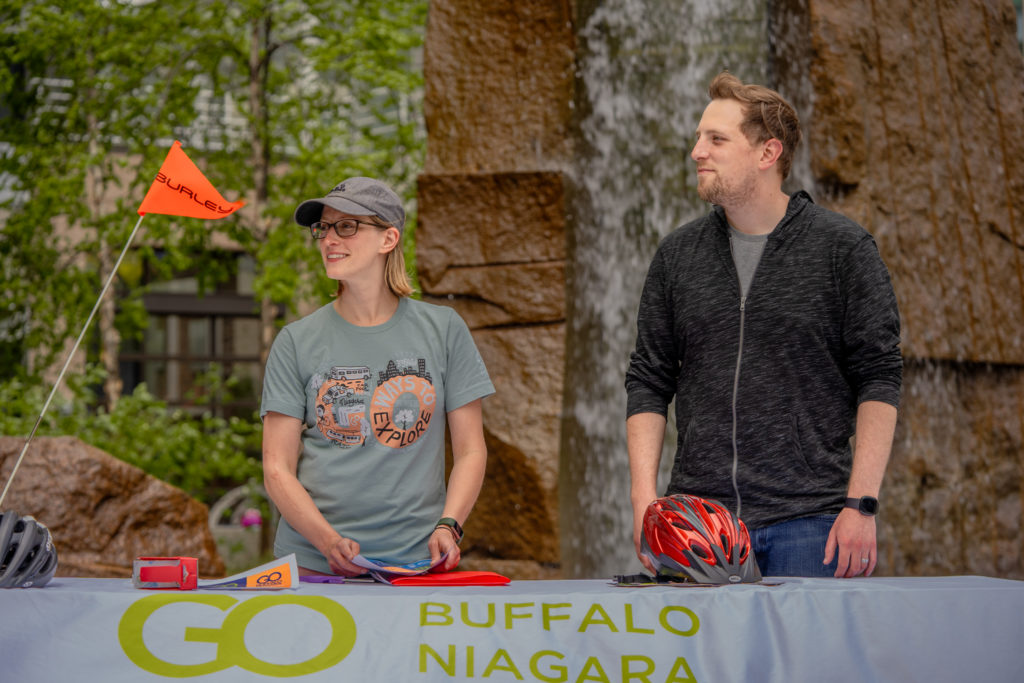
[750,514,839,578]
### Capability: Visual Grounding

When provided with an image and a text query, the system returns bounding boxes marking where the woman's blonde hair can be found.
[334,215,415,298]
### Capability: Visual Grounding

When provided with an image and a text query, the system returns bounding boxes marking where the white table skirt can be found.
[1,575,1022,682]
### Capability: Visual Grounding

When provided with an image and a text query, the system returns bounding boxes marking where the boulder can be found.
[0,436,224,578]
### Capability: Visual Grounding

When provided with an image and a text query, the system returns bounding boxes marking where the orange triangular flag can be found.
[137,141,246,219]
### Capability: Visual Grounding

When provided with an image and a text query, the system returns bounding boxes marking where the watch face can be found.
[859,497,879,515]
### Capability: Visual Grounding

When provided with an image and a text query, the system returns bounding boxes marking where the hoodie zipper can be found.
[725,202,796,524]
[730,295,746,521]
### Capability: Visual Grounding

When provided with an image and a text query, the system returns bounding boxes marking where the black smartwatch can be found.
[845,496,879,516]
[436,517,464,544]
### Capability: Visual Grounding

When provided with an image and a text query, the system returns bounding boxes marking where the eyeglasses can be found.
[309,218,379,239]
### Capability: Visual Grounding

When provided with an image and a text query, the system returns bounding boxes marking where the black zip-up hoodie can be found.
[625,191,902,528]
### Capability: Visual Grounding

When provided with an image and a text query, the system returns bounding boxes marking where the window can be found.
[119,252,267,418]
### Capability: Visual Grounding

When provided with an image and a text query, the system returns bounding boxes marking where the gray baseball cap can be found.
[294,177,406,233]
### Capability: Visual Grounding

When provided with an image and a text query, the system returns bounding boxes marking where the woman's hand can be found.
[429,526,461,571]
[321,535,364,577]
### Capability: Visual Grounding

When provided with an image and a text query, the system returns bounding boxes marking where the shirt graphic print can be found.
[310,358,436,449]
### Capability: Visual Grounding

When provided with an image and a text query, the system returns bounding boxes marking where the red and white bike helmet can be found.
[640,494,761,584]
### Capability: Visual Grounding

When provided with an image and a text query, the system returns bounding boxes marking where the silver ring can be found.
[861,558,869,563]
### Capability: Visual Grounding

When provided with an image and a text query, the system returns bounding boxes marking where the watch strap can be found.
[436,517,464,543]
[844,496,879,516]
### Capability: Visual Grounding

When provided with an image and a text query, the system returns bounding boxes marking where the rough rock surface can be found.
[422,0,1024,578]
[422,0,574,175]
[419,0,575,575]
[784,0,1024,364]
[882,362,1024,577]
[775,0,1024,578]
[0,436,224,578]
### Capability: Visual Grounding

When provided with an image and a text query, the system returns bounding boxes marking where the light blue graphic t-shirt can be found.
[261,298,494,570]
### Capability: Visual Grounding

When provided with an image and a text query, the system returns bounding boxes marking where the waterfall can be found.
[560,0,773,578]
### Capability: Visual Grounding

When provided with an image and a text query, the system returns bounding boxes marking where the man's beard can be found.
[696,167,758,207]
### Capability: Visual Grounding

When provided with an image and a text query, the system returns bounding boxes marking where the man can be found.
[625,72,902,578]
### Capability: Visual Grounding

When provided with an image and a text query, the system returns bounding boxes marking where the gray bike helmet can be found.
[0,511,59,588]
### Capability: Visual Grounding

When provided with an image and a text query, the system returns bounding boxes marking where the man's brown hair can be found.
[708,71,802,180]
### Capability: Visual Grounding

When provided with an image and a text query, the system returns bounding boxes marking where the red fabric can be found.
[137,141,245,219]
[388,571,510,586]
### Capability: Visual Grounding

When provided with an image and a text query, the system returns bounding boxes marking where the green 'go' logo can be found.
[118,593,357,677]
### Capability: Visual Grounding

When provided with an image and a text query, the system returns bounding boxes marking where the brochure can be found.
[196,554,298,590]
[351,552,448,583]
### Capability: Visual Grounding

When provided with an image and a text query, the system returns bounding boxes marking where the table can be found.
[2,575,1022,681]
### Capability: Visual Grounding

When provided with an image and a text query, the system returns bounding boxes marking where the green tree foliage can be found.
[0,365,263,501]
[0,0,209,384]
[0,0,426,499]
[1,0,425,379]
[187,0,426,321]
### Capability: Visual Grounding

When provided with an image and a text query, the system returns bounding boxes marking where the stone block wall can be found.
[417,0,575,577]
[422,0,1024,579]
[774,0,1024,577]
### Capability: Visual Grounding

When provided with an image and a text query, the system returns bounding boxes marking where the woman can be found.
[261,177,494,576]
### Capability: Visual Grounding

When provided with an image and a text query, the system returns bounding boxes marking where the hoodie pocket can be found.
[674,414,735,490]
[737,409,822,488]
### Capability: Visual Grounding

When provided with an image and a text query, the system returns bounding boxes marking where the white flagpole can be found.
[0,213,148,509]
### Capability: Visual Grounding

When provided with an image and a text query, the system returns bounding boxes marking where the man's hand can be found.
[627,413,667,574]
[824,508,877,578]
[633,497,657,573]
[827,400,895,578]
